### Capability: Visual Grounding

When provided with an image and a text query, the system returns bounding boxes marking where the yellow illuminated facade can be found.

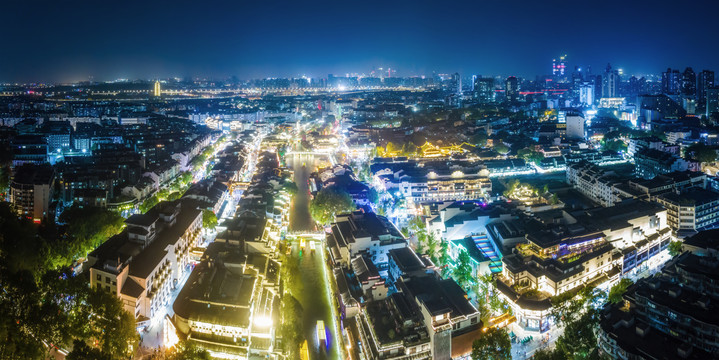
[154,80,161,97]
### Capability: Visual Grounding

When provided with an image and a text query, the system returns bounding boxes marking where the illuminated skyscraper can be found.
[154,80,161,97]
[473,77,494,103]
[697,70,715,105]
[579,83,595,105]
[552,55,567,77]
[680,67,696,97]
[662,68,680,95]
[602,63,619,98]
[505,76,519,102]
[451,72,461,95]
[707,88,719,117]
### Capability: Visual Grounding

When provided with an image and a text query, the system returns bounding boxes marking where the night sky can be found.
[2,0,719,83]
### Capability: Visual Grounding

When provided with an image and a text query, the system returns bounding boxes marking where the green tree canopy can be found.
[472,132,488,147]
[686,143,717,163]
[53,205,125,268]
[367,187,380,205]
[452,249,474,290]
[139,195,159,213]
[309,186,355,225]
[494,143,510,155]
[602,139,627,153]
[164,341,212,360]
[282,181,299,196]
[517,147,544,164]
[471,328,511,360]
[668,240,683,257]
[607,278,634,304]
[202,209,218,230]
[280,294,305,359]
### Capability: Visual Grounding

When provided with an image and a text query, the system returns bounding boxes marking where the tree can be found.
[607,278,634,304]
[602,139,627,153]
[686,143,717,164]
[553,309,602,359]
[140,195,159,213]
[517,147,543,164]
[668,240,683,257]
[202,209,218,230]
[471,328,511,360]
[309,186,355,225]
[280,295,305,358]
[178,171,193,186]
[385,141,398,155]
[472,132,488,147]
[426,232,440,263]
[438,240,451,269]
[52,205,125,268]
[66,339,112,360]
[157,188,170,201]
[550,193,559,205]
[453,249,474,290]
[367,187,379,205]
[164,341,211,360]
[282,181,299,196]
[532,348,568,360]
[0,165,9,197]
[550,285,602,328]
[494,143,510,155]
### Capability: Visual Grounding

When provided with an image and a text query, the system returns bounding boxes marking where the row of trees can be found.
[0,202,138,359]
[46,205,126,269]
[279,252,305,357]
[406,216,450,269]
[139,171,195,213]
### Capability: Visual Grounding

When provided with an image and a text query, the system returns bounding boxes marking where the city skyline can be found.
[2,0,719,82]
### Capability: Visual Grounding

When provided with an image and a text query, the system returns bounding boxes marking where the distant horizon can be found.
[0,63,707,86]
[3,0,719,83]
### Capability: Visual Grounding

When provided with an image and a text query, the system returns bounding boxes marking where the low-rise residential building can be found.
[634,148,695,179]
[657,188,719,236]
[87,200,203,327]
[326,211,407,272]
[566,160,622,207]
[182,179,229,214]
[598,235,719,359]
[618,170,706,200]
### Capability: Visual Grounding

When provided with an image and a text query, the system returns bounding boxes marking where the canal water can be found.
[287,153,341,360]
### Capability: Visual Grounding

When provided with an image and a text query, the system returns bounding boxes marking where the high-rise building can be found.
[696,70,715,105]
[451,72,461,95]
[473,77,494,104]
[680,67,696,97]
[602,63,619,98]
[661,68,680,95]
[707,88,719,117]
[10,164,54,222]
[153,80,161,97]
[505,76,519,102]
[552,55,567,77]
[579,82,595,105]
[470,75,477,91]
